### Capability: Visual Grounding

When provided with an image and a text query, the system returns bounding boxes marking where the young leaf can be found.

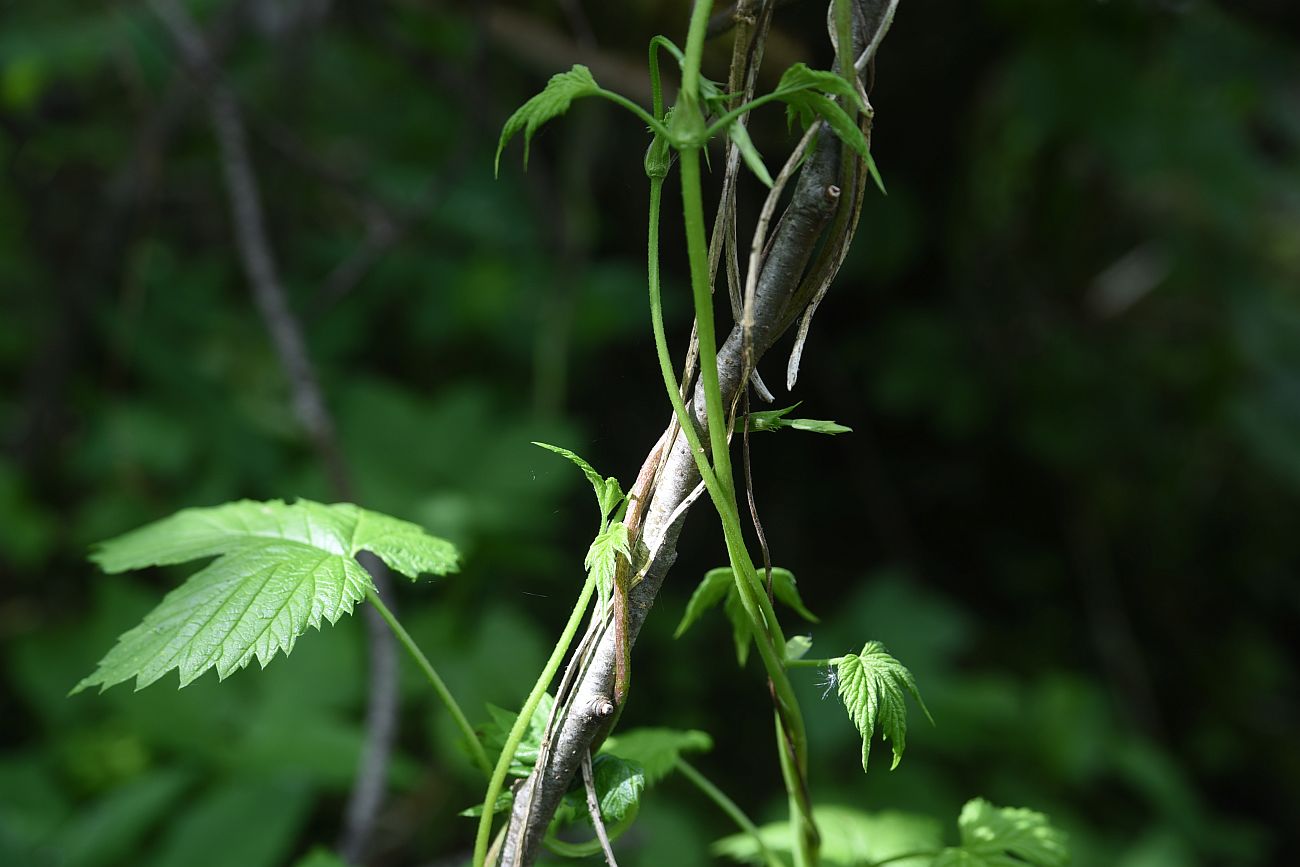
[932,799,1069,867]
[774,62,864,109]
[728,122,774,187]
[748,403,852,435]
[836,641,932,772]
[533,441,625,521]
[496,65,601,174]
[677,567,818,666]
[585,522,630,616]
[673,567,733,638]
[785,634,813,662]
[601,728,713,786]
[714,805,941,867]
[74,500,458,694]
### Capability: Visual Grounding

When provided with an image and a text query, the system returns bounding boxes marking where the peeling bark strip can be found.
[500,2,898,863]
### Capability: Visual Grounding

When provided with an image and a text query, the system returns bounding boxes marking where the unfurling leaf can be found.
[75,500,459,694]
[533,441,625,521]
[714,805,941,866]
[675,567,818,667]
[602,728,713,786]
[836,641,932,772]
[585,521,630,616]
[932,799,1069,867]
[748,403,852,435]
[496,65,601,174]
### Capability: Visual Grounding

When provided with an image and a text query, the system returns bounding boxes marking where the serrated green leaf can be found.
[75,500,458,694]
[931,799,1069,867]
[785,634,813,662]
[714,805,941,867]
[591,754,645,822]
[728,122,773,187]
[479,693,555,778]
[602,728,713,786]
[496,65,601,174]
[533,442,624,521]
[836,641,932,772]
[678,567,818,667]
[554,754,646,829]
[585,522,630,616]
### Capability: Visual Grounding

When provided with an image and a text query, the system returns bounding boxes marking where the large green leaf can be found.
[714,805,941,866]
[74,499,458,693]
[601,727,713,786]
[836,641,932,771]
[932,799,1069,867]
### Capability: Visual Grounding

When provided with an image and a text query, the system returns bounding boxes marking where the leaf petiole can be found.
[366,589,492,777]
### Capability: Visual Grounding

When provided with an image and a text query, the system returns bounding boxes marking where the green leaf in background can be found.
[585,522,630,616]
[714,805,942,866]
[932,798,1069,867]
[676,567,819,666]
[533,441,625,520]
[142,777,313,867]
[496,65,602,173]
[600,728,712,786]
[748,403,853,435]
[74,499,458,693]
[837,641,932,771]
[291,849,349,867]
[478,692,555,778]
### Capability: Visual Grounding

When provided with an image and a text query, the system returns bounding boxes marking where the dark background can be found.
[2,0,1298,865]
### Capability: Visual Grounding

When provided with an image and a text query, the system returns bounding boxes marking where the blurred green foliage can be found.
[2,0,1297,865]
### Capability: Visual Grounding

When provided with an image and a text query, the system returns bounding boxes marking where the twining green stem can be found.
[365,589,491,777]
[472,575,598,867]
[679,147,735,499]
[542,807,639,858]
[677,759,783,867]
[680,0,714,102]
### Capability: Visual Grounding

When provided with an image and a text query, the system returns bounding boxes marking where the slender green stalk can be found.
[472,575,598,867]
[595,88,670,137]
[542,808,638,858]
[677,759,783,867]
[680,0,714,101]
[679,147,735,499]
[365,589,491,777]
